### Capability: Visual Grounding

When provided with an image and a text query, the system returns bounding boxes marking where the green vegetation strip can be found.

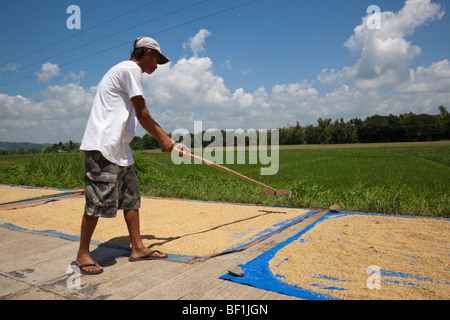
[0,142,448,218]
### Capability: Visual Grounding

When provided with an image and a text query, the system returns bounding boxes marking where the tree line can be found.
[0,140,80,155]
[2,106,448,155]
[281,106,449,145]
[131,106,450,149]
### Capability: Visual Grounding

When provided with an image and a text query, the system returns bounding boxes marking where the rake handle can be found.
[188,153,277,193]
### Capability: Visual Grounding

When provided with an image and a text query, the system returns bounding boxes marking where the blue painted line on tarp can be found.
[0,184,74,205]
[1,184,71,192]
[0,184,70,191]
[0,206,321,263]
[220,209,321,254]
[0,222,81,242]
[1,185,323,262]
[0,221,196,262]
[220,211,339,300]
[220,211,450,300]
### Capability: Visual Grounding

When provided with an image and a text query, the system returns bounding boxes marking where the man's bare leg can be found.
[124,209,166,260]
[76,214,103,273]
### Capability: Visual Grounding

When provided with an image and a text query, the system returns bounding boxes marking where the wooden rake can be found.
[187,152,292,198]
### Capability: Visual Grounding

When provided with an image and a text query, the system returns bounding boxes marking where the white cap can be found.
[134,37,169,64]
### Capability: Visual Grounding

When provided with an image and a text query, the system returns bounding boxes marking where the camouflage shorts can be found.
[83,151,140,218]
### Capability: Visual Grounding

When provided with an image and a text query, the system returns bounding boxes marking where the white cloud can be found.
[145,56,230,111]
[0,93,41,121]
[64,70,87,81]
[310,0,449,120]
[142,53,322,132]
[2,5,449,146]
[272,82,319,104]
[0,83,95,143]
[319,0,444,90]
[223,60,232,70]
[317,68,340,84]
[36,62,60,82]
[5,62,20,73]
[142,55,234,133]
[396,59,450,93]
[242,68,253,76]
[344,0,444,53]
[232,88,255,108]
[138,4,449,136]
[182,29,212,56]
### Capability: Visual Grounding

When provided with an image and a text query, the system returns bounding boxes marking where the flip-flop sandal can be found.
[71,261,103,275]
[129,250,168,262]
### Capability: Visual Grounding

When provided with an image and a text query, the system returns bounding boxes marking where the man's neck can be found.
[130,58,144,73]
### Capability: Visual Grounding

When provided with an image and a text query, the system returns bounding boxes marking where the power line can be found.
[0,0,259,87]
[0,0,209,77]
[0,0,259,88]
[0,0,159,68]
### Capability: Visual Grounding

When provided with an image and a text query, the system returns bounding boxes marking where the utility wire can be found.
[0,0,259,88]
[0,0,209,77]
[0,0,159,68]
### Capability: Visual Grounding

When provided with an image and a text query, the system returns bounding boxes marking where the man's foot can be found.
[129,249,168,262]
[75,255,103,275]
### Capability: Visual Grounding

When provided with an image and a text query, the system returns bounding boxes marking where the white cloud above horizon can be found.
[182,28,212,57]
[320,0,445,90]
[0,82,96,143]
[35,62,61,82]
[1,0,449,144]
[141,1,449,134]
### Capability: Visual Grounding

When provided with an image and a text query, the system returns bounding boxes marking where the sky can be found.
[0,0,449,144]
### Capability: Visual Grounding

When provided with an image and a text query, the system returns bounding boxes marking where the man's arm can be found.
[131,95,174,152]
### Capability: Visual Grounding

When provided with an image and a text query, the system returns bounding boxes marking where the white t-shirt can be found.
[80,61,144,166]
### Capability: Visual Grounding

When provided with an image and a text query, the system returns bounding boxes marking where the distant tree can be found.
[279,122,304,145]
[350,118,365,142]
[399,112,441,142]
[304,125,320,144]
[328,118,358,144]
[363,115,392,143]
[439,106,450,139]
[130,136,144,150]
[142,133,159,149]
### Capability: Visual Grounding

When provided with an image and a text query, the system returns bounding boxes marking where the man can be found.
[75,37,188,275]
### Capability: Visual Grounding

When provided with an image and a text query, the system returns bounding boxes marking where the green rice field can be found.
[0,141,449,217]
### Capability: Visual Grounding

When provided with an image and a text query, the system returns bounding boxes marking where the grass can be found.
[0,152,84,189]
[0,142,449,217]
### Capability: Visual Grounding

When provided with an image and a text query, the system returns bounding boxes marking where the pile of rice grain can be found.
[0,186,67,205]
[0,194,311,258]
[269,214,450,300]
